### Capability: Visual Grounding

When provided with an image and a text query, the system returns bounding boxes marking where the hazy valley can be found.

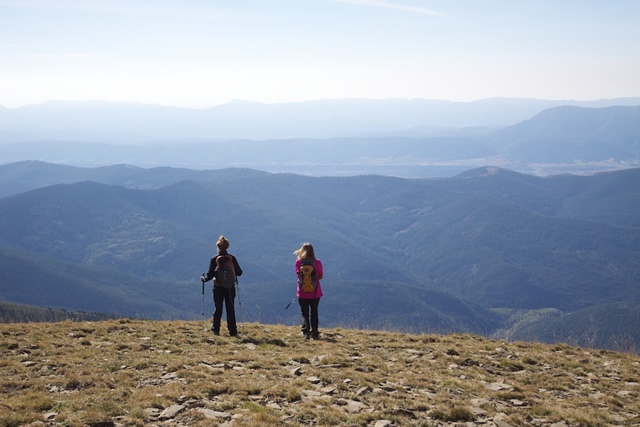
[1,99,639,177]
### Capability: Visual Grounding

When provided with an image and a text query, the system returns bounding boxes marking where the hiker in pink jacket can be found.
[294,242,323,340]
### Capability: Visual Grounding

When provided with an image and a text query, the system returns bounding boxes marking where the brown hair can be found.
[216,235,230,251]
[293,242,315,260]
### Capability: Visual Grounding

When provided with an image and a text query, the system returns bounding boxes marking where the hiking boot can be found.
[304,333,311,340]
[311,331,320,340]
[210,323,219,335]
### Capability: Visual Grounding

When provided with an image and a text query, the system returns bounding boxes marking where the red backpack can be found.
[214,255,236,288]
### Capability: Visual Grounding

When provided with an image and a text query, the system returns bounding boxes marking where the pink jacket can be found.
[295,258,323,299]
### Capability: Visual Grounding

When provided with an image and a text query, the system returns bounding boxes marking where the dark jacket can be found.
[203,249,243,283]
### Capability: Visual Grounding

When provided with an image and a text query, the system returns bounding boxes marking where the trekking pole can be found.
[201,273,205,339]
[235,278,245,329]
[285,296,297,309]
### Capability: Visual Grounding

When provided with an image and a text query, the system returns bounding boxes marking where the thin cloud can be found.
[334,0,447,17]
[0,0,144,13]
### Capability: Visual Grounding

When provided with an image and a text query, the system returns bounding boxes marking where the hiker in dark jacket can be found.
[201,235,243,336]
[294,242,323,340]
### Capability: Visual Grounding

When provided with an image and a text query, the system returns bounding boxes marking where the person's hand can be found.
[200,275,205,282]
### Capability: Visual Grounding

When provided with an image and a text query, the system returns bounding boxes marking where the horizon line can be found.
[3,95,640,110]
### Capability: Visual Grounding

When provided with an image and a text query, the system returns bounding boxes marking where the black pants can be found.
[299,298,320,336]
[212,286,236,335]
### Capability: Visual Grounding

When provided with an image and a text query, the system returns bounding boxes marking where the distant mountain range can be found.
[2,97,639,142]
[1,162,639,350]
[1,100,638,177]
[486,105,640,163]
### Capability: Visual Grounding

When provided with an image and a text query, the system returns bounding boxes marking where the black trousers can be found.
[212,286,236,335]
[298,298,320,336]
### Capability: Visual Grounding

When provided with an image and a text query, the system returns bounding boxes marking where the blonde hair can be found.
[293,242,315,260]
[216,235,230,251]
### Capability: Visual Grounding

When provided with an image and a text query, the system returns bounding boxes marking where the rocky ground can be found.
[1,319,639,426]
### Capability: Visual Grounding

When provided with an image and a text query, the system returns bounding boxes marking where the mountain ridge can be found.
[485,105,640,162]
[1,163,639,350]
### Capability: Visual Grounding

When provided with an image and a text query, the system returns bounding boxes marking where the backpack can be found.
[214,255,236,289]
[298,259,318,293]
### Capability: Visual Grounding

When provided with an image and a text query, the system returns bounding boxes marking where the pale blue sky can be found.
[1,0,639,108]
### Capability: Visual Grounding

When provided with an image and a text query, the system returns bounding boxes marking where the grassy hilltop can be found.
[1,319,639,426]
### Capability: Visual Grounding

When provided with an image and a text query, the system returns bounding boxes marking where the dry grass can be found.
[1,319,639,426]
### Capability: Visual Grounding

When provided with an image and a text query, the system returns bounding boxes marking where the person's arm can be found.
[315,259,323,280]
[233,256,242,277]
[202,256,217,282]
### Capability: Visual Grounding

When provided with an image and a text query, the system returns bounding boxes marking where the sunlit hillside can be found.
[1,319,639,426]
